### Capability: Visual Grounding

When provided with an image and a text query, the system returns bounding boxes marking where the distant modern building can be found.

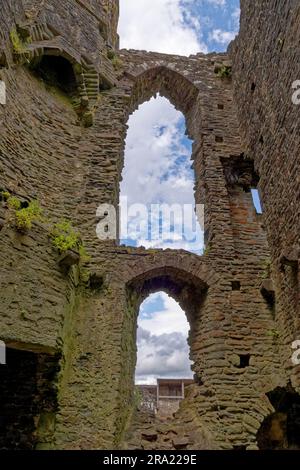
[138,379,194,417]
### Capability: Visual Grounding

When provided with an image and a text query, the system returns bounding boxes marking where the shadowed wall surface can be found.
[0,0,299,450]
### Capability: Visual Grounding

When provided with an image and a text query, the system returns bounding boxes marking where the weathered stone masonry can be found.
[0,0,299,450]
[230,0,300,394]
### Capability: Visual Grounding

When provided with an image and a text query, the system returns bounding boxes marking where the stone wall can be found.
[230,0,300,393]
[0,348,59,449]
[0,0,298,450]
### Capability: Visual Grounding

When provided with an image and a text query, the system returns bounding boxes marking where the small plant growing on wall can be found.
[2,192,91,274]
[14,200,43,231]
[50,219,90,268]
[3,193,43,232]
[50,219,80,253]
[111,56,123,70]
[107,49,116,60]
[10,27,31,57]
[7,196,22,210]
[203,244,211,256]
[216,65,232,79]
[267,329,280,342]
[0,191,11,202]
[107,49,123,71]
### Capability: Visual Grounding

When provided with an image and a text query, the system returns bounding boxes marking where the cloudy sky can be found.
[118,0,240,384]
[119,0,240,55]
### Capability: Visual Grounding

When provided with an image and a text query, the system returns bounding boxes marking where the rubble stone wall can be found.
[0,0,298,450]
[230,0,300,392]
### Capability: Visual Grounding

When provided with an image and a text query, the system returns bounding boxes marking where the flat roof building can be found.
[138,378,194,418]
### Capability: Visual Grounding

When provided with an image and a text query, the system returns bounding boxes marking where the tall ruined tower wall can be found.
[230,0,300,389]
[0,0,299,451]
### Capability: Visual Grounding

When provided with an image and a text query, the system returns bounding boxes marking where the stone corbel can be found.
[279,246,300,270]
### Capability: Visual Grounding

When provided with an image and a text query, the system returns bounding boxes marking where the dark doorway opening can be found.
[0,347,59,449]
[257,384,300,449]
[33,55,77,95]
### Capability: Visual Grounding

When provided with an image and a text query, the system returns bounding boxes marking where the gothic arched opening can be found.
[127,266,208,321]
[257,384,300,449]
[135,291,193,416]
[119,67,203,254]
[124,266,208,406]
[136,292,192,382]
[119,266,209,446]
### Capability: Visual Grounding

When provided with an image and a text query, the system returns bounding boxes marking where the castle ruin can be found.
[0,0,299,450]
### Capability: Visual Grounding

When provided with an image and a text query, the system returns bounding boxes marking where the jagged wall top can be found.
[0,0,120,126]
[24,0,120,48]
[1,1,120,50]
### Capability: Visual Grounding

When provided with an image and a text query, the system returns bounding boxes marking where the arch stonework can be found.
[0,0,298,451]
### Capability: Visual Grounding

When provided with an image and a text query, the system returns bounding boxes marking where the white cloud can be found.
[232,6,241,30]
[120,95,204,252]
[209,28,237,45]
[206,0,226,6]
[207,6,240,47]
[118,0,207,55]
[137,239,202,253]
[121,96,190,207]
[139,293,190,336]
[136,293,193,384]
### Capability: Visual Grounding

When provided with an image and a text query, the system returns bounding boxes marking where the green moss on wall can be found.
[10,28,31,55]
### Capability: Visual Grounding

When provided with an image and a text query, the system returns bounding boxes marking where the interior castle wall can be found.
[230,0,300,392]
[0,0,298,450]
